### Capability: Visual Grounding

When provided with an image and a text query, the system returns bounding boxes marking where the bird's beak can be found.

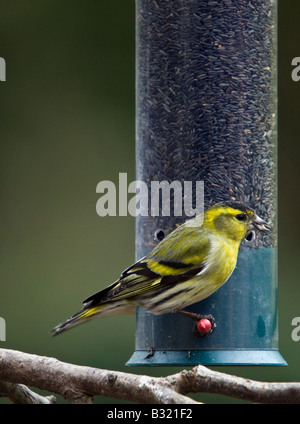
[252,214,270,231]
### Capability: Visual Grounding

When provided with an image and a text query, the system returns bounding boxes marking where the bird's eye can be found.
[236,213,246,221]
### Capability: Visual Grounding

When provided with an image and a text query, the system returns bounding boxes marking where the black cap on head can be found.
[211,201,254,214]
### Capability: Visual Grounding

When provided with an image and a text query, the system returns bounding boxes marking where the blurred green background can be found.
[0,1,299,404]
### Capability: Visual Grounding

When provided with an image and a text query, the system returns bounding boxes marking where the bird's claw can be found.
[175,309,216,337]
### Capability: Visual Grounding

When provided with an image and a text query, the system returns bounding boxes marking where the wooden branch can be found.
[0,348,299,404]
[0,348,196,404]
[166,366,300,404]
[0,380,56,404]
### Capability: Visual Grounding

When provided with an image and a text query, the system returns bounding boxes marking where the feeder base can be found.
[126,349,287,366]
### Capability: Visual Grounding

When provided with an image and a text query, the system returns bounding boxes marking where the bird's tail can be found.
[52,300,135,336]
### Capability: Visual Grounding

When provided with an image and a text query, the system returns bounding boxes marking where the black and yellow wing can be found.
[83,229,211,309]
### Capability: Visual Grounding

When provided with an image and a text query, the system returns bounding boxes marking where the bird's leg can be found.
[175,309,215,323]
[174,309,216,337]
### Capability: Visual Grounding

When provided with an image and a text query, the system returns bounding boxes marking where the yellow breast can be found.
[184,235,239,305]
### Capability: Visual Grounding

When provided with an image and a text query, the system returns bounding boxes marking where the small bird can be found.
[52,201,269,336]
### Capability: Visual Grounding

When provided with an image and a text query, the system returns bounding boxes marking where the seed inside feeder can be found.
[136,0,277,253]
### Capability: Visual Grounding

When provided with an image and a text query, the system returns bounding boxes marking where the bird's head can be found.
[204,201,269,243]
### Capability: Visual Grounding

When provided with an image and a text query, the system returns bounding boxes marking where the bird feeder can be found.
[127,0,286,366]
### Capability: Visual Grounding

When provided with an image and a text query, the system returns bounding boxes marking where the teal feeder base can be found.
[127,248,287,367]
[127,349,287,367]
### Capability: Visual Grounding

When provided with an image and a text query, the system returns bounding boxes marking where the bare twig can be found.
[0,348,299,404]
[0,380,56,404]
[0,348,196,404]
[166,366,300,404]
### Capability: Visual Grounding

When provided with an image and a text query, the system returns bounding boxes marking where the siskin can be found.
[52,201,269,336]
